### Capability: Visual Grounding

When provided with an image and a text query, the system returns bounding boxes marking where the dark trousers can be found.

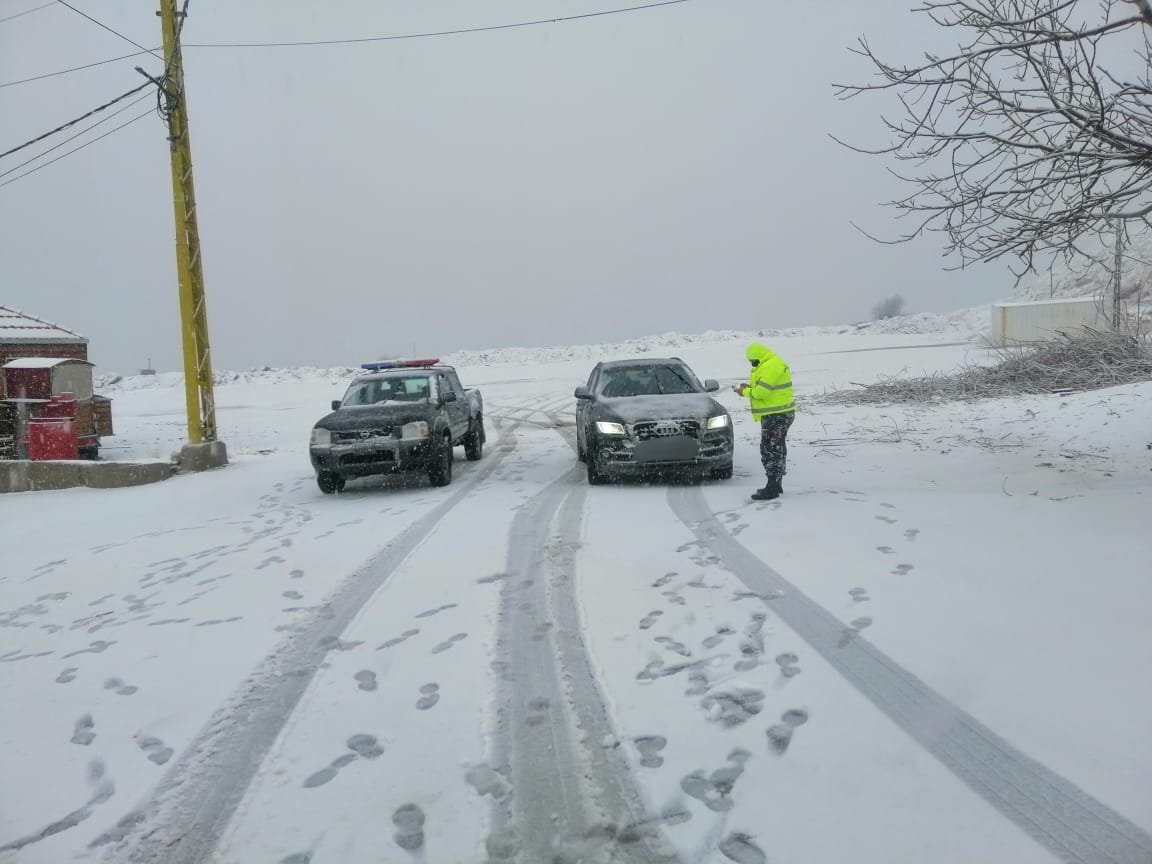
[759,412,795,484]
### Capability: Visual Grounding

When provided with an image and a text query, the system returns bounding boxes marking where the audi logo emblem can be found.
[652,422,681,437]
[359,429,386,439]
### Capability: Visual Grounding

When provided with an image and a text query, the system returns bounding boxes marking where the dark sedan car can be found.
[575,358,734,484]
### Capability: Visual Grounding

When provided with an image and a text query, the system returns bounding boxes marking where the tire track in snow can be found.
[489,469,680,864]
[667,486,1152,864]
[97,430,520,864]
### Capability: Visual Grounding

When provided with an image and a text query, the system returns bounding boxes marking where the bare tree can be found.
[872,293,907,319]
[837,0,1152,279]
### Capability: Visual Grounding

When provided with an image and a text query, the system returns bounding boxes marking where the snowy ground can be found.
[2,331,1150,864]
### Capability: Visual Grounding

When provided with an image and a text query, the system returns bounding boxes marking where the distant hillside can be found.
[1016,232,1152,312]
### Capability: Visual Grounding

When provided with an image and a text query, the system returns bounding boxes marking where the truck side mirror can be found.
[703,379,720,392]
[331,400,341,411]
[574,386,592,400]
[442,391,458,404]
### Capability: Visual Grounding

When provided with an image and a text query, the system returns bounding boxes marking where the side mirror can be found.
[331,400,342,411]
[704,379,720,392]
[442,391,458,404]
[574,386,592,400]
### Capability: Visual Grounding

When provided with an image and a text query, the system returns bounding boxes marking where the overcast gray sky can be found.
[1,0,1011,373]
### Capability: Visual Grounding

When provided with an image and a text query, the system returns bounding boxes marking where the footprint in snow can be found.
[392,803,426,851]
[136,735,174,765]
[634,735,667,768]
[875,515,898,525]
[56,667,79,684]
[719,832,768,864]
[103,677,138,696]
[415,604,457,619]
[354,670,378,691]
[876,546,895,555]
[416,683,440,710]
[639,610,663,630]
[849,587,870,603]
[904,528,920,542]
[892,563,915,575]
[71,714,95,746]
[431,633,468,654]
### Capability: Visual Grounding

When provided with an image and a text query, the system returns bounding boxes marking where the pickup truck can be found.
[308,359,484,493]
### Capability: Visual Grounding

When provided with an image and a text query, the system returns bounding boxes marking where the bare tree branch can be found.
[839,0,1152,273]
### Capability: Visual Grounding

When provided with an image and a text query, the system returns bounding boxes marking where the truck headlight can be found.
[595,421,626,435]
[310,427,331,446]
[706,414,730,429]
[400,421,430,439]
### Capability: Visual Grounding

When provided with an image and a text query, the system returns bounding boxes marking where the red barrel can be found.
[27,418,78,460]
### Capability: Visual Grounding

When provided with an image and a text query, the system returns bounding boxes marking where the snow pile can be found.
[97,365,360,393]
[849,305,989,338]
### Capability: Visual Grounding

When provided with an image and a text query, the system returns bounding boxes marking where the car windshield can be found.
[597,364,700,397]
[341,375,431,406]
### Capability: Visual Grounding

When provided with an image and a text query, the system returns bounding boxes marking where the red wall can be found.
[0,342,87,399]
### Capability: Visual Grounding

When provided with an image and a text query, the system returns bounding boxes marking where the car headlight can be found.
[595,421,626,436]
[400,421,430,439]
[706,414,730,429]
[310,427,331,447]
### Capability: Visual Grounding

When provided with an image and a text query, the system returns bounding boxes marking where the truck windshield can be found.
[341,375,431,406]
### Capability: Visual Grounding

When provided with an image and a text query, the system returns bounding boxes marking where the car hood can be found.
[314,404,432,431]
[595,394,723,423]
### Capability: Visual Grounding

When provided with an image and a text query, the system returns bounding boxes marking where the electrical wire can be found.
[184,0,695,48]
[1,0,697,87]
[0,108,153,189]
[0,49,157,88]
[0,81,151,160]
[0,2,55,24]
[0,90,153,179]
[54,0,163,61]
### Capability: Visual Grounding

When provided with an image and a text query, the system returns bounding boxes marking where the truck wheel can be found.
[317,471,345,494]
[429,434,454,487]
[586,443,607,485]
[464,418,484,461]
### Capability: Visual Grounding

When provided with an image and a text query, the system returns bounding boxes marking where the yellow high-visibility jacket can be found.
[746,342,795,419]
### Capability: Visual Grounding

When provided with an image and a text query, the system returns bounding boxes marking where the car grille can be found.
[630,419,700,441]
[333,428,393,442]
[339,451,395,466]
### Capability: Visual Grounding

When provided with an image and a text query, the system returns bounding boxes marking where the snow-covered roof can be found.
[0,305,87,343]
[993,298,1098,308]
[3,357,92,369]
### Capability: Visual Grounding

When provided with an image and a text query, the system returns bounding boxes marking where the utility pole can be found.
[151,0,226,468]
[1112,228,1125,332]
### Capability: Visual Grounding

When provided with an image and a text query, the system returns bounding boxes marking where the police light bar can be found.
[360,358,441,371]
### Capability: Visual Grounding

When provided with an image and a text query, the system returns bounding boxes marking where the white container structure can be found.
[990,298,1102,346]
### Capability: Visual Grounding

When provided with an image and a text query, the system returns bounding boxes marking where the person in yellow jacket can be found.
[735,342,795,501]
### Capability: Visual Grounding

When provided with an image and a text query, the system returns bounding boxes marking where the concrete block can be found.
[178,440,229,472]
[27,461,84,491]
[0,461,30,493]
[80,461,175,489]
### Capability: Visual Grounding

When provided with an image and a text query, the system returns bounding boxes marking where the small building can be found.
[0,307,112,460]
[990,298,1103,346]
[0,306,88,399]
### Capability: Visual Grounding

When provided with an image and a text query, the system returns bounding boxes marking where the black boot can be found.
[751,480,781,501]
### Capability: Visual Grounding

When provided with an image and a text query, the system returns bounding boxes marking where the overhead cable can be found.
[0,81,151,160]
[0,108,153,189]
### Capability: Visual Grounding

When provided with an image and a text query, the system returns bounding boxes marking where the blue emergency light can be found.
[360,358,441,371]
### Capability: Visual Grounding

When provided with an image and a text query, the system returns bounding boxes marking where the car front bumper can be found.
[310,437,435,478]
[596,430,733,474]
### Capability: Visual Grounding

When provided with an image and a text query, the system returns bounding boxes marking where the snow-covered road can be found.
[2,333,1150,864]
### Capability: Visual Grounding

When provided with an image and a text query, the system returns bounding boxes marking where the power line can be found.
[0,2,55,24]
[0,49,157,88]
[55,0,163,61]
[184,0,696,48]
[0,108,153,189]
[0,90,153,180]
[0,81,152,160]
[0,0,697,88]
